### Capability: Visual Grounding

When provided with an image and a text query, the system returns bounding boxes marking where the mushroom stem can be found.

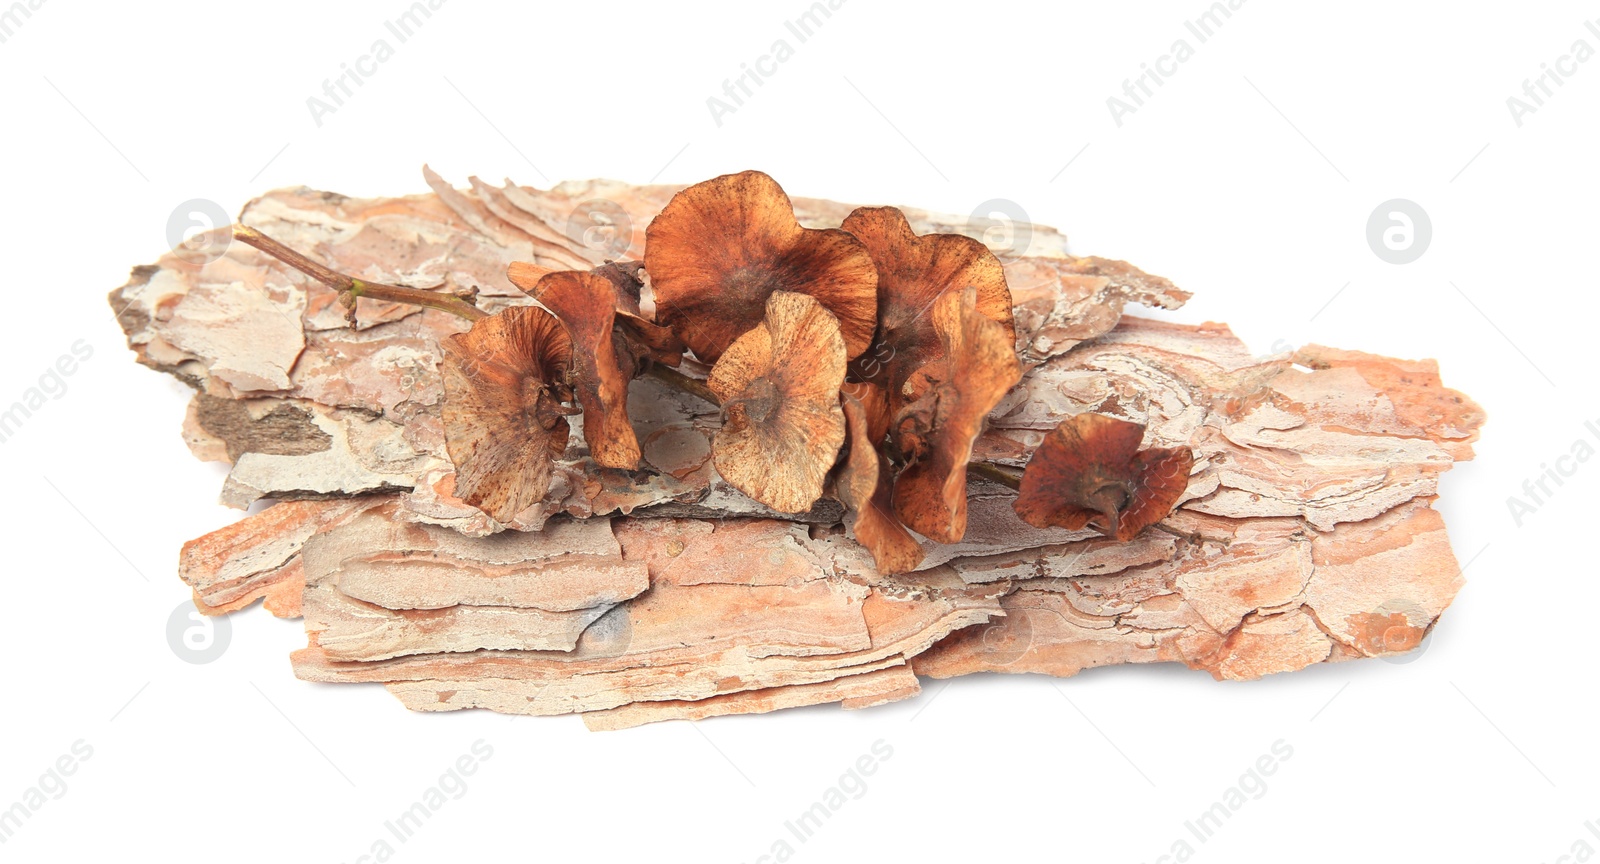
[965,461,1022,490]
[232,225,489,322]
[644,364,722,406]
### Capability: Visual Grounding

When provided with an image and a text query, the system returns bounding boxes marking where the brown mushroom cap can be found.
[1013,413,1195,542]
[439,305,575,523]
[891,286,1022,544]
[706,291,848,513]
[644,170,879,364]
[512,259,685,368]
[837,390,924,574]
[524,269,642,470]
[506,261,558,296]
[841,205,1015,412]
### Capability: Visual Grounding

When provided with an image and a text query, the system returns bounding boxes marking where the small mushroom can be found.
[644,170,879,364]
[1013,413,1195,542]
[520,269,642,470]
[511,259,684,369]
[706,291,848,514]
[439,305,576,523]
[836,390,924,574]
[840,205,1015,413]
[891,286,1022,544]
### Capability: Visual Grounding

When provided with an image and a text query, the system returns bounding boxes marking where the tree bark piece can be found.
[112,171,1483,727]
[179,497,383,615]
[300,511,649,661]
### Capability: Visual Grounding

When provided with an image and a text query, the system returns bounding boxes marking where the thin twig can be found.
[645,364,720,406]
[233,225,488,321]
[966,460,1022,490]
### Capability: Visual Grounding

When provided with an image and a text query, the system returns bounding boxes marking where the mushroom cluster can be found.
[421,171,1196,572]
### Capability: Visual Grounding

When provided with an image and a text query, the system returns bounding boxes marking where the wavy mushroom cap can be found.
[841,205,1015,412]
[524,269,642,470]
[439,305,574,523]
[891,286,1022,544]
[512,259,684,369]
[644,170,879,364]
[836,390,924,574]
[706,291,848,514]
[506,261,558,296]
[1013,413,1195,542]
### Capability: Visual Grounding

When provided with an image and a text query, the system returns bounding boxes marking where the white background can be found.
[0,1,1594,861]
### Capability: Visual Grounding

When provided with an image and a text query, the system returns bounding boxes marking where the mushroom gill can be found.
[706,291,848,514]
[439,305,575,523]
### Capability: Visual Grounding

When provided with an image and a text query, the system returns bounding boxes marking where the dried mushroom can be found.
[836,390,924,574]
[706,291,848,514]
[517,269,641,470]
[1013,412,1194,541]
[892,286,1022,544]
[513,259,686,370]
[439,305,576,523]
[840,205,1015,412]
[644,170,878,363]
